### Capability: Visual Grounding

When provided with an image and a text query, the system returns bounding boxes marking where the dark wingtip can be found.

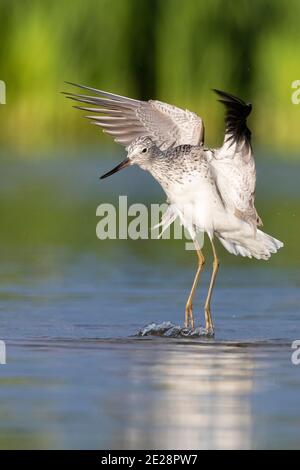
[213,89,252,145]
[212,88,223,95]
[213,88,251,108]
[212,88,229,99]
[64,81,80,87]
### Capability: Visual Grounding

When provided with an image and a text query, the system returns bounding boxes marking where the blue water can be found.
[0,252,299,450]
[0,155,299,449]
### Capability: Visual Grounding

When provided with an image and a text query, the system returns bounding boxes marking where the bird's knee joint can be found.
[198,255,205,267]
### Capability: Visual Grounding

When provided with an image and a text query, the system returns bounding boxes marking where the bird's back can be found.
[209,146,261,229]
[211,90,262,229]
[149,144,228,238]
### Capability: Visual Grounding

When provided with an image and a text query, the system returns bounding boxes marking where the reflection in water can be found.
[0,155,298,449]
[116,345,254,450]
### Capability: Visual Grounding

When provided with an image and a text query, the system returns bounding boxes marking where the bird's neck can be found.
[138,146,164,173]
[146,150,176,195]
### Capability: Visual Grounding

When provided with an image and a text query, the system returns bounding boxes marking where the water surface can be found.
[0,155,299,449]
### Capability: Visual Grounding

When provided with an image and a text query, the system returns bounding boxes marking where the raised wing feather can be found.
[63,82,204,150]
[213,88,252,154]
[210,154,262,229]
[210,90,262,228]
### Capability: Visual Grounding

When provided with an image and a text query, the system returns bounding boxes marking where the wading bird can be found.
[64,83,283,334]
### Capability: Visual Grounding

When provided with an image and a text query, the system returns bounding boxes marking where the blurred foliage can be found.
[0,0,299,155]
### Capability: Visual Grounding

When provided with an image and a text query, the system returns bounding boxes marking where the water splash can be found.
[137,321,211,338]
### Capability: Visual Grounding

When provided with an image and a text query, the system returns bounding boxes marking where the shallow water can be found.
[0,253,299,450]
[0,155,299,449]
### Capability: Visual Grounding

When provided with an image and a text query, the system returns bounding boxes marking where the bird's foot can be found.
[204,326,215,337]
[185,304,195,329]
[204,308,214,336]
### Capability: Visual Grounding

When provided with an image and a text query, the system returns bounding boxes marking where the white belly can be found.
[166,178,226,238]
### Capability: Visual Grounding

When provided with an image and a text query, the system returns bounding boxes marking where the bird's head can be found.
[100,136,157,179]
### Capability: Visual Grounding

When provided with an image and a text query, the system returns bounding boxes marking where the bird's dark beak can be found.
[100,157,131,179]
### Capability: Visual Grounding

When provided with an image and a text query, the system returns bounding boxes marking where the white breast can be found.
[165,174,226,239]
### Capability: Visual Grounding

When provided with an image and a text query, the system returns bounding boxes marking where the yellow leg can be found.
[204,238,219,333]
[185,242,205,328]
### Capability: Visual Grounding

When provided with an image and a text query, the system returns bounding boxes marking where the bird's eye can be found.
[142,148,148,153]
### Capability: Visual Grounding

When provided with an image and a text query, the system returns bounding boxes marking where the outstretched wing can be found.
[63,82,205,150]
[210,89,262,229]
[213,88,252,154]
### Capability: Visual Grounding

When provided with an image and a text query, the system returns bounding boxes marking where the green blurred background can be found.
[1,1,300,451]
[0,0,300,153]
[0,0,299,266]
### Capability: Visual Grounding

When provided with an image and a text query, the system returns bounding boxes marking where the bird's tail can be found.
[217,229,283,260]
